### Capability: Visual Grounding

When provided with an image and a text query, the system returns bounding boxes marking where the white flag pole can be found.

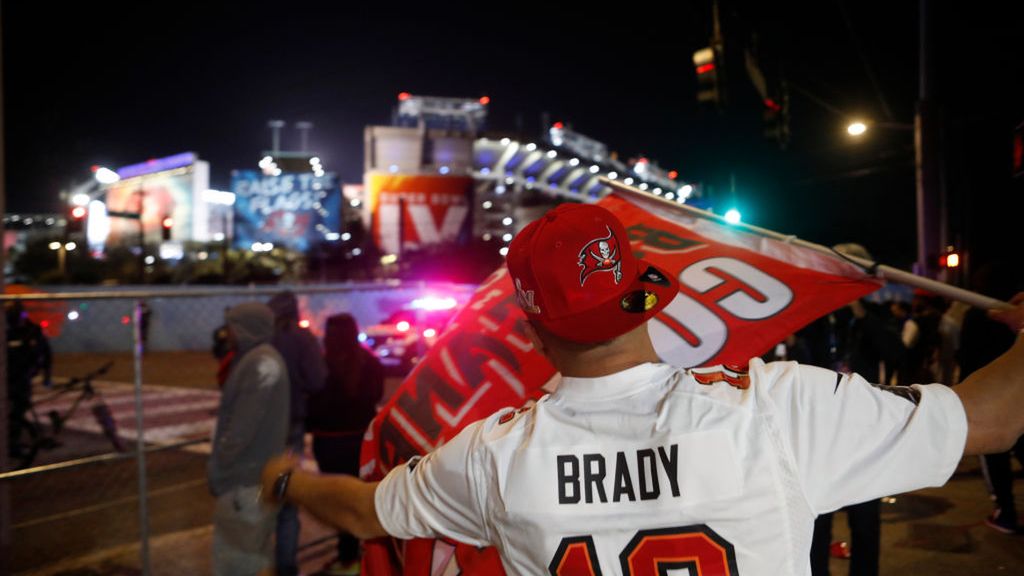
[600,178,1011,311]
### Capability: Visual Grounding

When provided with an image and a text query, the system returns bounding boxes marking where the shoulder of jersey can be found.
[479,404,535,441]
[687,361,753,390]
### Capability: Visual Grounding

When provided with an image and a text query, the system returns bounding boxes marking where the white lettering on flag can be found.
[681,257,794,320]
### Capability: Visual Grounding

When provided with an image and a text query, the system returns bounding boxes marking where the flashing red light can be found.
[636,157,649,164]
[668,170,678,180]
[90,165,100,173]
[396,320,411,333]
[71,206,87,219]
[162,217,174,229]
[121,316,131,325]
[764,98,782,112]
[553,121,565,130]
[479,96,491,105]
[40,320,50,329]
[298,319,311,329]
[398,92,412,101]
[696,63,716,75]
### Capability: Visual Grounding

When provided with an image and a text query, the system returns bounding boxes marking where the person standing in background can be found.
[306,313,384,576]
[208,302,289,576]
[962,264,1023,534]
[267,291,327,576]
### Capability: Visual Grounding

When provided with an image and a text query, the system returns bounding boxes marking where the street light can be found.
[847,121,868,137]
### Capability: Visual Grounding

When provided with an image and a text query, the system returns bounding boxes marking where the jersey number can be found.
[548,525,739,576]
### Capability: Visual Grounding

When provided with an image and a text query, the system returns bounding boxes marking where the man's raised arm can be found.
[261,454,387,540]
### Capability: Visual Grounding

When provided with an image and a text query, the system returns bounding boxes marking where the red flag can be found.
[359,193,881,575]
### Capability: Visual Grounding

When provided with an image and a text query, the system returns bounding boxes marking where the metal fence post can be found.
[133,299,152,575]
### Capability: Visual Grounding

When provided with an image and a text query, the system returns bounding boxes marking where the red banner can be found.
[359,193,882,575]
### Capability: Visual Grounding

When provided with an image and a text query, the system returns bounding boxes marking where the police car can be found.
[361,297,458,375]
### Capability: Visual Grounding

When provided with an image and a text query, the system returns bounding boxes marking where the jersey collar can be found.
[553,362,670,402]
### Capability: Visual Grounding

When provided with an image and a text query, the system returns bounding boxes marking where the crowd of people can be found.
[763,261,1022,575]
[207,293,382,576]
[153,263,1024,575]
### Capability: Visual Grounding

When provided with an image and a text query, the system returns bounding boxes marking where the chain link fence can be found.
[2,282,475,575]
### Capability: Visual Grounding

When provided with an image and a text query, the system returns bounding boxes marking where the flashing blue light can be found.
[481,167,491,175]
[439,166,450,175]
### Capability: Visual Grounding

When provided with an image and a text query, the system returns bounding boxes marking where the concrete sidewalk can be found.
[17,457,1022,575]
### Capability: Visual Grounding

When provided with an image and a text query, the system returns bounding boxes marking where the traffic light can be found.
[161,215,173,241]
[67,205,87,234]
[693,46,722,106]
[763,86,790,149]
[939,249,960,269]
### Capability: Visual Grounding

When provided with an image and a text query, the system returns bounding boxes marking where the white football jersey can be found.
[375,359,967,575]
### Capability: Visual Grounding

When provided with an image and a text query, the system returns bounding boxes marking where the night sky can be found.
[3,1,1022,272]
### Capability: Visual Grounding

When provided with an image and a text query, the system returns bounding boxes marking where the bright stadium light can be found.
[725,209,742,224]
[94,167,120,184]
[309,156,321,166]
[502,217,513,226]
[847,121,868,137]
[499,246,509,257]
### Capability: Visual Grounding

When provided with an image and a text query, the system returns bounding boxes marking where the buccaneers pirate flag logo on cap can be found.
[578,225,623,286]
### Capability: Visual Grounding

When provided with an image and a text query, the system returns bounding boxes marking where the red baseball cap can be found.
[506,203,679,343]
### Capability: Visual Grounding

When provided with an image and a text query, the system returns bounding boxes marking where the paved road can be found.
[9,358,1021,575]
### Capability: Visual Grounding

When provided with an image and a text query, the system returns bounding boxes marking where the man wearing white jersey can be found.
[262,203,1024,575]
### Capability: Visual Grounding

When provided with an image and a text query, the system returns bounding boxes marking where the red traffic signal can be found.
[939,251,960,268]
[67,206,87,233]
[161,215,173,241]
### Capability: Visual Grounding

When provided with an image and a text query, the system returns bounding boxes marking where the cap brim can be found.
[541,259,679,344]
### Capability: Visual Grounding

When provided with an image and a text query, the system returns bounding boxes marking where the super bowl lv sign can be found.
[366,173,471,254]
[231,170,341,252]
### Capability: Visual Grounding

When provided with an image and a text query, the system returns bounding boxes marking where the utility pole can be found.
[0,10,10,571]
[915,0,943,278]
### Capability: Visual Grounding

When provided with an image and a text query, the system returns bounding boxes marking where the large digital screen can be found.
[366,173,472,255]
[104,165,197,247]
[231,170,341,252]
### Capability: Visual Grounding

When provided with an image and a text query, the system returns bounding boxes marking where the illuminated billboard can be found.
[365,173,472,255]
[230,170,341,252]
[103,153,209,247]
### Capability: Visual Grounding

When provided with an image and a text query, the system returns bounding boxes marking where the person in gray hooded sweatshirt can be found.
[267,291,326,576]
[208,302,290,576]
